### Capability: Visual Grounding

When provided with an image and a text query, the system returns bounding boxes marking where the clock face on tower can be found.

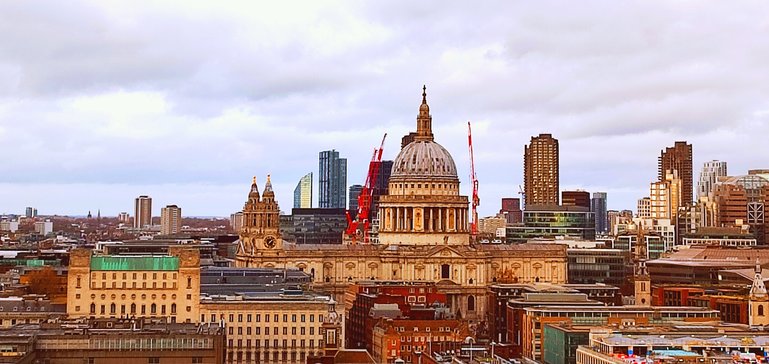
[264,236,276,249]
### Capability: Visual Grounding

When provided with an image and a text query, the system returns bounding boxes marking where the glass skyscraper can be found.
[293,172,313,208]
[318,150,347,209]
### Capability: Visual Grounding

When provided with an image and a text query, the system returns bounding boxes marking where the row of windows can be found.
[228,339,319,349]
[203,313,323,324]
[75,276,193,289]
[227,326,319,336]
[75,303,191,315]
[92,272,177,281]
[394,183,456,190]
[77,293,191,301]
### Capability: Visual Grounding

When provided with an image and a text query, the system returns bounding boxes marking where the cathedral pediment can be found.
[428,245,465,259]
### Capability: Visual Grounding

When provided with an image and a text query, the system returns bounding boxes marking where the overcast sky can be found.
[1,1,768,217]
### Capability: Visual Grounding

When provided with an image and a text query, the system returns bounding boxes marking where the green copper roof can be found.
[90,256,179,271]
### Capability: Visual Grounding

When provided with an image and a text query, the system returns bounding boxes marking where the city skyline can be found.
[2,1,769,216]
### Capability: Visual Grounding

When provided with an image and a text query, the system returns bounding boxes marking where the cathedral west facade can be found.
[235,87,567,323]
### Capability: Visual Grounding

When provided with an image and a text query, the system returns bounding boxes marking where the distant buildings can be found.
[319,150,347,209]
[34,220,53,235]
[562,190,590,208]
[348,184,363,219]
[370,160,393,223]
[117,212,130,224]
[160,204,182,235]
[500,197,523,224]
[133,195,152,229]
[658,141,693,206]
[293,172,313,209]
[591,192,608,234]
[281,208,348,245]
[505,205,595,242]
[25,207,37,218]
[637,197,651,218]
[697,160,727,198]
[230,211,243,232]
[524,133,559,206]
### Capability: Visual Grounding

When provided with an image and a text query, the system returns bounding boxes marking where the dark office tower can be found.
[370,160,393,221]
[319,150,347,208]
[659,141,693,206]
[349,184,363,220]
[524,133,559,206]
[591,192,608,234]
[562,190,591,209]
[500,198,523,224]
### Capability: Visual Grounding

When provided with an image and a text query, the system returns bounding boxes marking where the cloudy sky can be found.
[1,1,768,217]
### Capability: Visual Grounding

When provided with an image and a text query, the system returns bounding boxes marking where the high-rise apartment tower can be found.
[160,205,182,235]
[133,195,152,229]
[659,141,693,206]
[524,134,559,206]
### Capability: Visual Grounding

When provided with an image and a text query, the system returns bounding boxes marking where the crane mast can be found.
[468,122,479,241]
[345,133,387,244]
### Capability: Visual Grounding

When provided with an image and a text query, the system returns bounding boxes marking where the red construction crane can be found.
[468,122,480,241]
[345,133,387,244]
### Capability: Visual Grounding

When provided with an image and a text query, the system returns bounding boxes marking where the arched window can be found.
[76,276,81,288]
[760,305,765,317]
[468,295,475,311]
[130,303,136,315]
[171,303,177,315]
[187,277,192,289]
[90,303,96,315]
[110,303,116,315]
[151,303,157,315]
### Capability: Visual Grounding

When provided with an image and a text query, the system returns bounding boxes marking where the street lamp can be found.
[465,336,475,363]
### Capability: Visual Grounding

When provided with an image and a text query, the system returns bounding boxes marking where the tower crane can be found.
[345,133,387,244]
[468,122,479,241]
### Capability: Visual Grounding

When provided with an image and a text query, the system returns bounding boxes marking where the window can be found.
[238,314,243,322]
[192,358,203,364]
[148,358,160,364]
[90,303,96,314]
[100,305,105,315]
[110,303,116,315]
[76,276,81,288]
[255,314,261,322]
[467,295,475,311]
[301,314,306,322]
[247,314,252,322]
[150,304,157,315]
[441,264,450,279]
[760,305,765,316]
[171,304,177,315]
[283,314,288,322]
[283,327,287,335]
[187,277,192,289]
[131,303,136,315]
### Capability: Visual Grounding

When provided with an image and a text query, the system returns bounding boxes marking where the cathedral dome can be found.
[391,140,458,180]
[390,85,458,181]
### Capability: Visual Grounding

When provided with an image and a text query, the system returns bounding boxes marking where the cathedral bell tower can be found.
[749,259,769,327]
[236,175,283,266]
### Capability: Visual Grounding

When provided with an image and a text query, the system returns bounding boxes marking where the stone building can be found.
[199,291,334,364]
[235,87,568,324]
[66,247,201,323]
